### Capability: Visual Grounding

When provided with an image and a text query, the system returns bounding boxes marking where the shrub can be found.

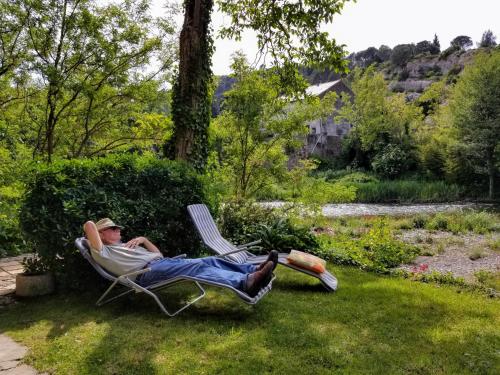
[0,185,26,257]
[20,154,206,289]
[427,214,449,231]
[254,218,320,253]
[371,144,414,179]
[218,201,279,245]
[218,201,319,254]
[412,214,429,229]
[335,171,379,184]
[317,219,420,272]
[21,254,50,275]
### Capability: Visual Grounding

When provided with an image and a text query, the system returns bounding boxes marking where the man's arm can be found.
[124,237,160,253]
[83,221,103,252]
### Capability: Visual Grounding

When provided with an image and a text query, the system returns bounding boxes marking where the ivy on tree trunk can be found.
[166,0,213,171]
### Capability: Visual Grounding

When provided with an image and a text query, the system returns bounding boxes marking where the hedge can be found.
[20,154,208,289]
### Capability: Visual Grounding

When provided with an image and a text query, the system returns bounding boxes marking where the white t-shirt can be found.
[90,243,163,277]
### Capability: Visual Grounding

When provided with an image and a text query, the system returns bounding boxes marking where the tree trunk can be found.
[166,0,213,170]
[487,157,495,200]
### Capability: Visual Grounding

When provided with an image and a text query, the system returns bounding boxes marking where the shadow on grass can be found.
[0,266,498,374]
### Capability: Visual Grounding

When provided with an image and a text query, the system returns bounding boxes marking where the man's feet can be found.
[245,261,274,297]
[258,250,279,271]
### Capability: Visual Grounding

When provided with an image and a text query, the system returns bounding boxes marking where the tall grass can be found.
[353,180,465,203]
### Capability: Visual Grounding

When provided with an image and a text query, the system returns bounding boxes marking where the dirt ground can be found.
[396,229,500,282]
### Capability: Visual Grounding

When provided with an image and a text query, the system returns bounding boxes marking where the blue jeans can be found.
[136,257,258,290]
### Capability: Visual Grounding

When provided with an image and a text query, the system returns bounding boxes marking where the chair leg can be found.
[136,281,207,317]
[107,279,207,317]
[96,280,135,306]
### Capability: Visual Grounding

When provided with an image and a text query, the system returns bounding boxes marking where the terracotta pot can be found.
[16,273,55,297]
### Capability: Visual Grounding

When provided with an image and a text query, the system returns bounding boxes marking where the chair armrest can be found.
[216,247,250,258]
[172,254,187,259]
[237,239,262,249]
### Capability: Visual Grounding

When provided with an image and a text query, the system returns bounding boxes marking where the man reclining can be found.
[84,218,278,297]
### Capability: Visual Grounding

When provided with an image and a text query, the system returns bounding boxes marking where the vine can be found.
[165,0,214,171]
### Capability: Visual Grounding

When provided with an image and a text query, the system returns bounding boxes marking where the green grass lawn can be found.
[1,266,499,375]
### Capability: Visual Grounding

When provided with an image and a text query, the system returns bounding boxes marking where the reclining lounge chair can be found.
[75,237,274,317]
[187,204,338,291]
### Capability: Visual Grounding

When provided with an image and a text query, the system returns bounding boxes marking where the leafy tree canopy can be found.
[450,35,473,50]
[390,44,415,67]
[478,30,497,48]
[450,50,500,198]
[218,0,352,90]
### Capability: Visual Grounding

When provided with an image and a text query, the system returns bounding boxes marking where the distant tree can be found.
[336,67,422,174]
[450,35,473,50]
[431,34,441,54]
[478,30,497,48]
[212,54,334,199]
[415,40,433,55]
[0,0,27,78]
[354,47,380,67]
[376,45,392,62]
[390,44,415,67]
[450,50,500,199]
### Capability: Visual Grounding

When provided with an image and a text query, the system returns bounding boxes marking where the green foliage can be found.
[217,201,319,254]
[0,185,26,257]
[427,213,449,231]
[352,180,465,203]
[432,34,441,54]
[371,144,415,179]
[334,171,379,184]
[450,35,473,50]
[474,270,500,291]
[412,214,429,229]
[166,0,214,170]
[336,67,422,175]
[253,218,320,253]
[449,50,500,199]
[318,219,420,272]
[390,44,415,67]
[394,269,467,288]
[19,154,206,288]
[0,0,175,163]
[406,211,499,234]
[415,40,434,55]
[211,54,332,199]
[478,30,497,48]
[218,0,350,87]
[171,0,351,168]
[21,254,50,276]
[439,45,460,60]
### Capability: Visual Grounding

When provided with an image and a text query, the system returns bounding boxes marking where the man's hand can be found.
[124,236,147,249]
[124,236,160,253]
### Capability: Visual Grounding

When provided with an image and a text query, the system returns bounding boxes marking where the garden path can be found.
[0,255,27,298]
[0,255,44,374]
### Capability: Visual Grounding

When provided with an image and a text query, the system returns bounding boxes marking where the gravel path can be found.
[260,202,494,217]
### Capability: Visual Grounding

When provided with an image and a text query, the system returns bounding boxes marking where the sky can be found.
[153,0,500,75]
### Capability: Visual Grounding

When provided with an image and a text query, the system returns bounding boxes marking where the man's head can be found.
[96,218,123,245]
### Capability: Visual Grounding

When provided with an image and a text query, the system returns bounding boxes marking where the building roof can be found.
[305,79,342,96]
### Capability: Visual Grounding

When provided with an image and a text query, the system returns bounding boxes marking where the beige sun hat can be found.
[95,218,124,231]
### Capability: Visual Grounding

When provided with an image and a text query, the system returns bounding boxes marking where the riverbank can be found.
[261,202,497,217]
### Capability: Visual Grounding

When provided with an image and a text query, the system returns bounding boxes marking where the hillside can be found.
[213,46,491,114]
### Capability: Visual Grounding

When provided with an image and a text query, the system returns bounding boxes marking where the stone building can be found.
[305,79,354,158]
